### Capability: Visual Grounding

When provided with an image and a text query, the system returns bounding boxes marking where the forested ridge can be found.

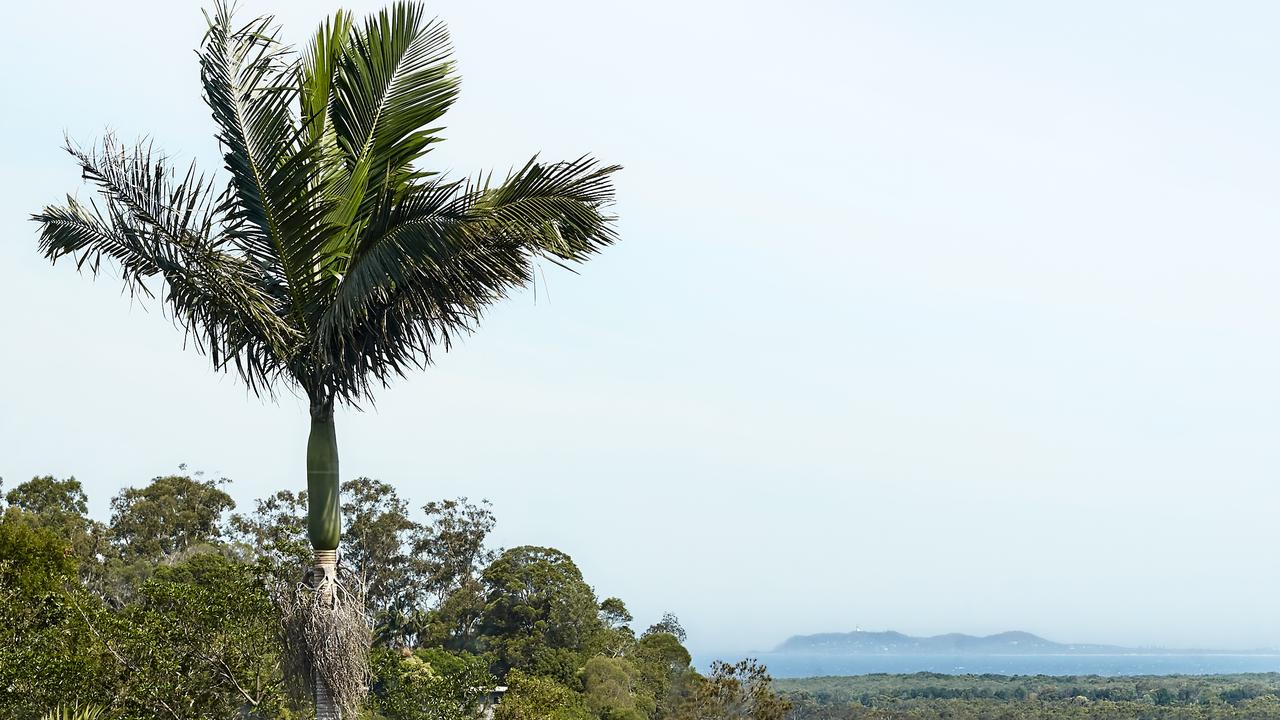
[0,472,788,720]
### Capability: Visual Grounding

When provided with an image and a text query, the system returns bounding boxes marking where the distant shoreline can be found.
[697,651,1280,679]
[770,652,1280,657]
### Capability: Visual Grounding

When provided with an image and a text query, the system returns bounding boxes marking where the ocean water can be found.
[698,653,1280,679]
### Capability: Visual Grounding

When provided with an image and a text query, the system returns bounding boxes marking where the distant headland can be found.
[774,630,1276,656]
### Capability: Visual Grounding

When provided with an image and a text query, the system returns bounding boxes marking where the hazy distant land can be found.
[774,630,1280,656]
[738,630,1280,678]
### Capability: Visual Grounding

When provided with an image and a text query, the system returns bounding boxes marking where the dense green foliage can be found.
[479,546,606,683]
[0,472,786,719]
[778,672,1280,719]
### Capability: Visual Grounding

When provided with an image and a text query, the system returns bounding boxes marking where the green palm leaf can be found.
[33,137,298,393]
[200,1,341,330]
[316,157,618,398]
[331,2,458,203]
[300,9,353,147]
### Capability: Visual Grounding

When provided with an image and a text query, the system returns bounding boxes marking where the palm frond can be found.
[469,155,621,262]
[200,0,341,330]
[32,137,299,395]
[314,157,619,401]
[35,192,158,295]
[300,9,353,146]
[330,1,458,225]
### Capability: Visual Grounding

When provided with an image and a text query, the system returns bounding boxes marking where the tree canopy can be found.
[0,471,756,720]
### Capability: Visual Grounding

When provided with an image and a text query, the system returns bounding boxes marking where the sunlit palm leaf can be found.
[300,9,353,147]
[330,1,458,228]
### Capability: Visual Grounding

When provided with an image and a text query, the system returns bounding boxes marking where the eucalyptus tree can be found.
[32,2,619,716]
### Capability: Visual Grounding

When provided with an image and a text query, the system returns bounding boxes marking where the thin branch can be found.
[65,585,132,670]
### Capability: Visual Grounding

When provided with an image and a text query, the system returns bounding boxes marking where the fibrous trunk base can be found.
[278,551,368,720]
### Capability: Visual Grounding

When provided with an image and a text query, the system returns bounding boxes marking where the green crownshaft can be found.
[306,417,341,551]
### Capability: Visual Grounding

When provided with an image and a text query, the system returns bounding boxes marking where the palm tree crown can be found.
[33,1,619,419]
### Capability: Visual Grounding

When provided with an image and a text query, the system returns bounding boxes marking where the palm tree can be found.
[31,2,618,717]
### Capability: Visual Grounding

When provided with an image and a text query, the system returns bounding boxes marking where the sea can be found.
[696,653,1280,679]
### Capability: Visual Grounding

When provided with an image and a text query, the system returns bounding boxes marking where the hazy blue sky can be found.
[4,1,1280,656]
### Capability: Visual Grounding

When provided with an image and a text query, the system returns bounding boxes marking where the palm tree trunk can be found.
[315,677,339,720]
[308,413,342,719]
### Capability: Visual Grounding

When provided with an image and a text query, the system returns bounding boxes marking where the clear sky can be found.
[3,0,1280,656]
